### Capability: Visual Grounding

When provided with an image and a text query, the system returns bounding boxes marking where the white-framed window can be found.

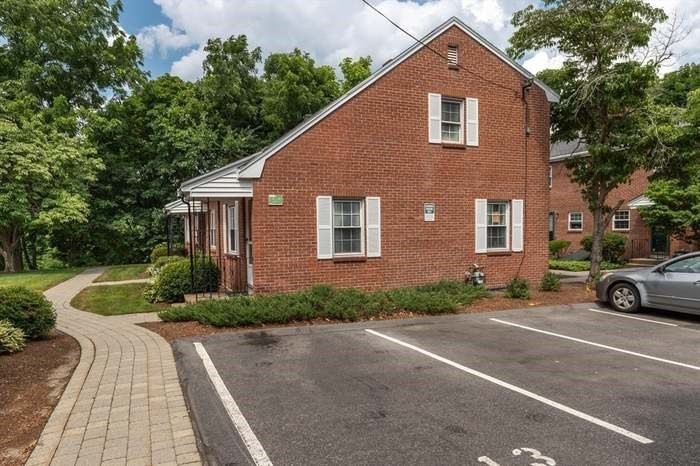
[226,202,239,254]
[612,210,630,231]
[209,209,217,247]
[568,212,583,231]
[333,199,364,255]
[487,201,509,250]
[441,98,464,144]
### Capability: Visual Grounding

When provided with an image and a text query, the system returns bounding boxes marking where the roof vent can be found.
[447,45,458,67]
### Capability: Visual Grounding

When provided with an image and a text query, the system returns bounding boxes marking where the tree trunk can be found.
[0,229,23,273]
[588,206,607,284]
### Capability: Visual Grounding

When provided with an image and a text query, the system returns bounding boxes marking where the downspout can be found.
[516,78,534,278]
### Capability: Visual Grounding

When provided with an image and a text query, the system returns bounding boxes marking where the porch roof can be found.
[628,195,655,209]
[179,166,253,200]
[163,199,208,216]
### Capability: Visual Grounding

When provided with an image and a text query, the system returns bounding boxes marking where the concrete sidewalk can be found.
[28,268,201,466]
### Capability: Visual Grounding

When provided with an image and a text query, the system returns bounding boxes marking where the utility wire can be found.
[360,0,520,96]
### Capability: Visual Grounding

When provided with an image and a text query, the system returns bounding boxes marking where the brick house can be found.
[165,17,558,294]
[548,141,698,260]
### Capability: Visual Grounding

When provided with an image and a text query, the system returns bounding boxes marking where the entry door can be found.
[651,226,668,257]
[245,199,253,291]
[646,256,700,313]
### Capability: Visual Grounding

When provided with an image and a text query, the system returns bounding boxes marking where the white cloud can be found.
[136,0,700,81]
[170,48,207,81]
[523,50,566,75]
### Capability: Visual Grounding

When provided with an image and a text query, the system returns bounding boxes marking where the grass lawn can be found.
[0,268,84,291]
[95,264,150,283]
[71,283,166,316]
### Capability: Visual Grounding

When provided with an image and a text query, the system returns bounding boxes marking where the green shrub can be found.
[150,243,169,263]
[159,280,489,327]
[581,232,628,262]
[145,258,219,303]
[539,272,561,292]
[148,255,187,277]
[505,277,530,299]
[0,319,26,353]
[549,240,571,258]
[0,286,56,338]
[549,259,624,272]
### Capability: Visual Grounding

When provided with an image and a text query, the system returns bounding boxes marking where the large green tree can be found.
[509,0,671,282]
[261,49,340,137]
[655,63,700,107]
[339,56,373,92]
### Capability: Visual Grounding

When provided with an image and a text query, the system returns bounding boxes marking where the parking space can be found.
[173,303,700,465]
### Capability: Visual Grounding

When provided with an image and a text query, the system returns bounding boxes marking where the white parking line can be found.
[194,342,273,466]
[586,308,678,327]
[490,318,700,371]
[364,329,653,444]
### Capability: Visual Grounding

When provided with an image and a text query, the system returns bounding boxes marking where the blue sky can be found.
[119,0,698,81]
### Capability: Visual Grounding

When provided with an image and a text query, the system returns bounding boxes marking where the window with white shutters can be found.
[429,94,478,146]
[317,196,381,259]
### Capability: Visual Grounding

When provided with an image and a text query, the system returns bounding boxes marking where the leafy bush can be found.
[145,258,219,303]
[158,280,489,327]
[150,243,169,263]
[0,319,26,353]
[549,259,624,272]
[0,286,56,338]
[539,272,561,292]
[549,240,571,258]
[505,277,530,299]
[581,232,628,262]
[148,255,187,277]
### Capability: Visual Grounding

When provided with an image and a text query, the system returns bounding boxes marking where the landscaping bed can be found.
[94,264,149,283]
[71,282,167,316]
[549,259,625,272]
[0,268,84,291]
[142,283,596,342]
[0,330,80,466]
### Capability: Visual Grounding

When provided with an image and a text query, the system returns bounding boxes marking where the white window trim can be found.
[226,202,240,255]
[568,212,583,232]
[332,199,365,257]
[548,166,553,189]
[209,210,217,247]
[612,210,631,231]
[487,200,510,252]
[441,97,465,144]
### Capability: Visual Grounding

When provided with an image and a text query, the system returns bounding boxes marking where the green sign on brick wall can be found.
[268,194,284,206]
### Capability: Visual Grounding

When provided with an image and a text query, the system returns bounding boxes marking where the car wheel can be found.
[608,282,641,313]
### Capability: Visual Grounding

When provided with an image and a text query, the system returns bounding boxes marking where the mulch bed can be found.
[141,283,597,343]
[0,331,80,466]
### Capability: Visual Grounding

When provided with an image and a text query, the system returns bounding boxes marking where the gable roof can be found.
[550,140,589,162]
[179,16,559,194]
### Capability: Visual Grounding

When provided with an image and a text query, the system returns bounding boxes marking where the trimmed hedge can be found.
[158,280,489,327]
[144,258,219,303]
[0,319,26,353]
[539,272,561,292]
[549,259,624,272]
[148,255,186,277]
[150,243,169,263]
[505,277,530,299]
[0,286,56,338]
[549,240,571,258]
[581,232,627,263]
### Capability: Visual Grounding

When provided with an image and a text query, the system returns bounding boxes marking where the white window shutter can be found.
[366,197,381,257]
[316,196,333,259]
[428,93,442,143]
[512,199,524,252]
[466,98,479,146]
[475,199,487,253]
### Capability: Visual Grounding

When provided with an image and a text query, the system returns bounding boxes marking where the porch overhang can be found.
[628,195,655,209]
[179,169,253,200]
[163,199,208,216]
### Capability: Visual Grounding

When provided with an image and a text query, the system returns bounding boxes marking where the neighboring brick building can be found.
[549,141,697,260]
[166,17,558,294]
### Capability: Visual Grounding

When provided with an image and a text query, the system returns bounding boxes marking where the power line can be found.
[360,0,520,95]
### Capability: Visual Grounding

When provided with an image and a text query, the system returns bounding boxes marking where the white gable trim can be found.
[199,16,558,182]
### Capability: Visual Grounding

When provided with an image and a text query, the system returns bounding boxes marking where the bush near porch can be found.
[158,280,489,327]
[144,257,219,303]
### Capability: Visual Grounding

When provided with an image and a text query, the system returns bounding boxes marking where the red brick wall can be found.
[549,163,652,256]
[248,25,551,293]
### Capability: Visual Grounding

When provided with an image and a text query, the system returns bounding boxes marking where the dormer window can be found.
[447,45,458,67]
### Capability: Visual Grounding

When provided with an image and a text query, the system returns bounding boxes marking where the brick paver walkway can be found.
[28,268,201,466]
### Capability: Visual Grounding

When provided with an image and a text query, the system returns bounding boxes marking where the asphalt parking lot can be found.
[173,303,700,465]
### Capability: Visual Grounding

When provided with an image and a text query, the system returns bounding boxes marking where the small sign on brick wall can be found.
[424,202,435,222]
[268,194,284,206]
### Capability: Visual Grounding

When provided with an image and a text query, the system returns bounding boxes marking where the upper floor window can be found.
[568,212,583,231]
[612,210,630,231]
[441,99,464,144]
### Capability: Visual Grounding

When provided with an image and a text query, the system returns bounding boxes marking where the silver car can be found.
[597,252,700,314]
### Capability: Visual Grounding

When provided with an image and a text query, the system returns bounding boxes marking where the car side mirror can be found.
[653,267,665,274]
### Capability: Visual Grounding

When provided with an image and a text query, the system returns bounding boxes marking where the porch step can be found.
[626,257,665,267]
